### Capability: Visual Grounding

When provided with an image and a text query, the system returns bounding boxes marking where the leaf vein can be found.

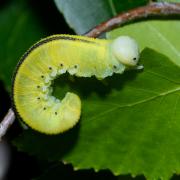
[146,70,180,84]
[108,0,117,16]
[147,24,180,59]
[86,87,180,123]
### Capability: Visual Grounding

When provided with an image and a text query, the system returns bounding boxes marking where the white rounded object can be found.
[112,36,140,66]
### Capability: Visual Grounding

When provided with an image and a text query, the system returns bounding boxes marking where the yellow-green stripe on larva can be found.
[12,34,141,134]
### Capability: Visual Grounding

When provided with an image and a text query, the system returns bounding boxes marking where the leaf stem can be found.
[85,2,180,37]
[0,108,15,140]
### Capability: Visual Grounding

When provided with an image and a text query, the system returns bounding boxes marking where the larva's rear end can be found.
[12,35,82,134]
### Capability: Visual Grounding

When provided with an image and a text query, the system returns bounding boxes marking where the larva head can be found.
[111,36,140,67]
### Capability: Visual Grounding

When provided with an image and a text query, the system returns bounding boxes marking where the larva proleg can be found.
[12,35,140,134]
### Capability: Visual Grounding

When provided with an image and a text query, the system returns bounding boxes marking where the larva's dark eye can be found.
[60,63,63,67]
[37,97,40,100]
[49,66,52,70]
[74,65,78,69]
[41,75,44,78]
[133,57,137,61]
[55,112,57,115]
[43,107,46,110]
[37,85,40,88]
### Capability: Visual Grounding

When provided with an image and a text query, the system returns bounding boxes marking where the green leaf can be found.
[0,1,47,90]
[54,0,148,34]
[107,20,180,66]
[14,48,180,180]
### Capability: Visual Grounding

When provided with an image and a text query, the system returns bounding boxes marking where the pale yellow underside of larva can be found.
[13,35,123,134]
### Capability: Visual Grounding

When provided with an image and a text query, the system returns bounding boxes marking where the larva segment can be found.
[12,35,140,134]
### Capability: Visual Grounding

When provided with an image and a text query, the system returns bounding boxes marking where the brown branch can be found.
[85,2,180,37]
[0,108,15,140]
[1,2,180,138]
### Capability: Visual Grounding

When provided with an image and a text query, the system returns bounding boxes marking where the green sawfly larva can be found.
[12,35,142,134]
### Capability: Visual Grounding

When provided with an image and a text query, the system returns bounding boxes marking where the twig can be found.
[0,108,15,140]
[85,2,180,37]
[1,2,180,139]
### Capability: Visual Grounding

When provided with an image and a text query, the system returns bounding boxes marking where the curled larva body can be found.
[12,35,140,134]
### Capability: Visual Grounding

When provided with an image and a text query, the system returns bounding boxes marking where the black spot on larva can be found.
[37,85,40,88]
[37,97,40,100]
[113,65,117,69]
[41,75,44,78]
[49,66,52,70]
[55,112,57,115]
[133,57,136,61]
[43,107,46,110]
[74,65,78,69]
[60,63,63,67]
